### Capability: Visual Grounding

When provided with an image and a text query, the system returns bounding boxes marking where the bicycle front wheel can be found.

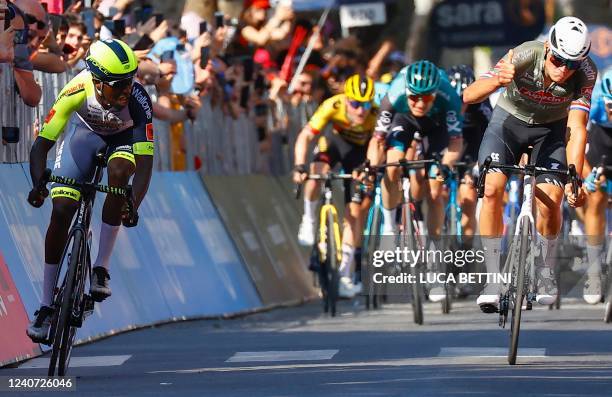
[326,210,339,317]
[508,217,529,365]
[403,203,423,325]
[49,229,83,376]
[365,206,382,310]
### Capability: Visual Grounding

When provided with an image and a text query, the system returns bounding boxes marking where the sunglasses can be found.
[104,77,135,90]
[548,50,581,70]
[24,12,47,30]
[408,93,436,103]
[348,100,372,110]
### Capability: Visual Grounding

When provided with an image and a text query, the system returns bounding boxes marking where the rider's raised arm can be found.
[129,83,155,208]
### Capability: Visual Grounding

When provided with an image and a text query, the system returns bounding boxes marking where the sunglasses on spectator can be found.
[348,100,372,110]
[548,50,581,70]
[408,93,436,103]
[24,13,47,30]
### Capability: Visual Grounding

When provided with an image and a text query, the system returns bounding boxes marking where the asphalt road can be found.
[3,297,612,397]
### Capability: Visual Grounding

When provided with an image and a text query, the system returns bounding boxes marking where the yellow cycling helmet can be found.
[344,74,375,102]
[86,39,139,83]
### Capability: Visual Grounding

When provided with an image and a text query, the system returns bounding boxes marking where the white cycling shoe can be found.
[583,272,602,305]
[428,285,446,303]
[297,218,315,246]
[477,284,500,313]
[339,276,357,298]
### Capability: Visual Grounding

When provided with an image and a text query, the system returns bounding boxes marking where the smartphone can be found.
[243,58,254,82]
[240,85,250,109]
[160,50,174,62]
[81,9,96,38]
[84,0,93,8]
[2,127,20,144]
[200,46,210,69]
[154,13,163,27]
[4,6,12,30]
[141,5,153,24]
[199,21,208,35]
[113,19,126,38]
[214,12,224,28]
[175,43,185,52]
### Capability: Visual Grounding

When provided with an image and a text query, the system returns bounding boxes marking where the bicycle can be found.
[477,152,580,365]
[29,153,136,376]
[592,157,612,323]
[361,169,385,310]
[363,159,436,325]
[296,171,353,317]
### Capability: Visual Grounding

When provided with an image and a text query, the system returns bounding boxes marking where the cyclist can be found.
[582,68,612,304]
[26,39,154,341]
[294,74,378,298]
[464,16,595,312]
[448,64,492,244]
[367,60,464,303]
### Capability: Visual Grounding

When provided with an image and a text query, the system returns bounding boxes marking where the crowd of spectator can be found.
[0,0,405,171]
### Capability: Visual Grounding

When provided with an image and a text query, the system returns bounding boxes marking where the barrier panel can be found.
[0,166,262,364]
[202,174,317,305]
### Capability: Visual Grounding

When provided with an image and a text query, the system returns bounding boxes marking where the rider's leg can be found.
[93,156,135,270]
[381,148,404,233]
[339,201,362,279]
[459,176,478,241]
[582,158,606,303]
[297,161,328,246]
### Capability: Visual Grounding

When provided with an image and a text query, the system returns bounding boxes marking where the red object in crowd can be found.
[279,25,308,82]
[194,155,202,170]
[40,0,63,14]
[243,0,270,9]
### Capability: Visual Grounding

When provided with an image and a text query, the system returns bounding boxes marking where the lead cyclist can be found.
[463,17,595,312]
[26,39,154,342]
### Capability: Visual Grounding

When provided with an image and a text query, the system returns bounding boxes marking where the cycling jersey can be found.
[308,94,377,146]
[483,40,597,125]
[375,67,464,138]
[589,81,612,128]
[39,69,154,156]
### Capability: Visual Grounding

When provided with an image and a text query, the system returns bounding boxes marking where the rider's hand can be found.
[565,182,586,208]
[27,188,48,208]
[496,49,515,87]
[583,168,599,193]
[293,164,308,184]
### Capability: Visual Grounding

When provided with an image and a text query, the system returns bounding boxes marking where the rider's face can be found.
[408,93,436,117]
[95,78,134,109]
[544,47,578,84]
[346,98,372,124]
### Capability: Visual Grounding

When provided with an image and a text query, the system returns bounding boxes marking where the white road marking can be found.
[226,350,338,363]
[439,347,546,357]
[18,355,132,369]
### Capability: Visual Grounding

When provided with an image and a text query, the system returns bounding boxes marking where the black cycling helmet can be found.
[447,64,475,97]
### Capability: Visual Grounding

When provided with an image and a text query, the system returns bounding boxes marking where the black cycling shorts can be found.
[50,121,135,201]
[478,107,568,187]
[312,132,366,204]
[586,123,612,177]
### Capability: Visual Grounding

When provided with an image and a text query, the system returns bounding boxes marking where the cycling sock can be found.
[339,243,355,278]
[382,207,397,232]
[41,263,59,307]
[94,222,120,271]
[538,234,558,268]
[482,237,502,274]
[303,199,317,223]
[586,244,603,275]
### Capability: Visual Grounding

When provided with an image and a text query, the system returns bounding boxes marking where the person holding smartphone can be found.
[0,0,15,63]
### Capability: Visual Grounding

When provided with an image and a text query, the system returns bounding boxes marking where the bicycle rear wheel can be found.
[403,203,423,325]
[49,229,83,376]
[326,210,339,317]
[508,218,529,365]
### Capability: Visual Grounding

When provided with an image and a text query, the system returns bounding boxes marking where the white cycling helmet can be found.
[548,16,591,61]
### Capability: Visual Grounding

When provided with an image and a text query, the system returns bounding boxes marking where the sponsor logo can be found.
[146,123,154,141]
[52,188,79,199]
[44,109,56,124]
[579,61,597,81]
[518,87,569,104]
[580,86,593,98]
[490,152,500,162]
[550,162,560,170]
[132,86,153,120]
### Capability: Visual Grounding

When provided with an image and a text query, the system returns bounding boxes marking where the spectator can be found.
[0,0,14,63]
[61,13,88,68]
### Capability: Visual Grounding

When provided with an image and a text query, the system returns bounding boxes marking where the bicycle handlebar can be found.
[476,156,582,198]
[294,172,354,199]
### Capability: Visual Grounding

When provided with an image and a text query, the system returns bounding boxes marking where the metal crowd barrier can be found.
[1,64,318,175]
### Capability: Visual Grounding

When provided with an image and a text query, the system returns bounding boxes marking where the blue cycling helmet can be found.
[405,60,441,95]
[447,64,475,97]
[602,69,612,99]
